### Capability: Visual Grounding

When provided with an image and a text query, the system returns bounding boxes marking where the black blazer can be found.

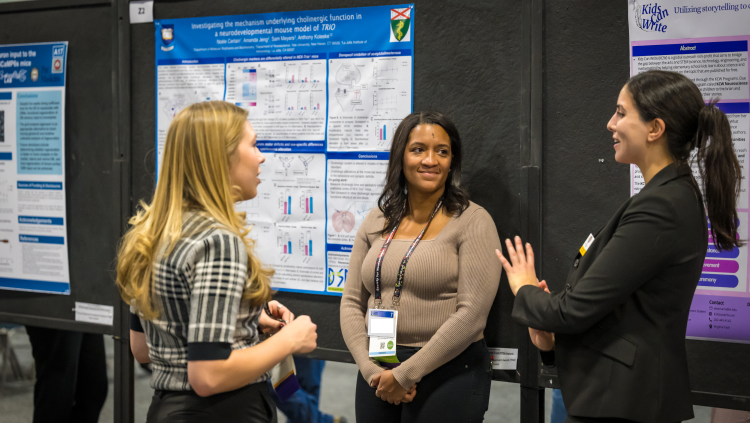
[513,164,707,422]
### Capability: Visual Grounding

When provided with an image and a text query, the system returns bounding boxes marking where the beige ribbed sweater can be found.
[340,201,502,389]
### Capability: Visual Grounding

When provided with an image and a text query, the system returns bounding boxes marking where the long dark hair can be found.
[377,111,470,235]
[627,70,742,251]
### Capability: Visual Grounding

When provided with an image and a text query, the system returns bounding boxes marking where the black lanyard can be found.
[374,197,444,309]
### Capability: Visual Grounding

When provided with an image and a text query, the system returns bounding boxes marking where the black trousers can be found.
[355,339,492,423]
[146,381,278,423]
[25,326,108,423]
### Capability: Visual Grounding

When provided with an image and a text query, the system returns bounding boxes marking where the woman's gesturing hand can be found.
[374,370,417,405]
[495,236,540,296]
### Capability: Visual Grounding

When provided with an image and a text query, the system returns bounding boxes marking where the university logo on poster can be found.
[390,7,411,42]
[161,24,175,51]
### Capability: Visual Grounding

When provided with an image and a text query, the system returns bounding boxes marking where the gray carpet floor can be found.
[0,327,713,422]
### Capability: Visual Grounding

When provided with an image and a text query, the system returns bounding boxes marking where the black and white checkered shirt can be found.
[130,211,266,391]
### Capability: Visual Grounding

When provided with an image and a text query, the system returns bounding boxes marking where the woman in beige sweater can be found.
[340,111,502,423]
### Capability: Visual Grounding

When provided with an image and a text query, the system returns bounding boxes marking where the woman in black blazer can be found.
[498,70,742,423]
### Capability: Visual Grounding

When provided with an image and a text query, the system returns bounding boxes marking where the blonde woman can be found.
[117,101,317,422]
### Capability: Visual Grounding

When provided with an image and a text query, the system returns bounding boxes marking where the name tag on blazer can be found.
[579,234,595,256]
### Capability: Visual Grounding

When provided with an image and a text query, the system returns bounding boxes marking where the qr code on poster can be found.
[380,342,385,349]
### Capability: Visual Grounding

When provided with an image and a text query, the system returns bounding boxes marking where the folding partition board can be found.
[0,0,128,337]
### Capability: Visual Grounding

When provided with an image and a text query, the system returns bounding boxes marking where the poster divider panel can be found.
[519,0,545,421]
[115,0,134,422]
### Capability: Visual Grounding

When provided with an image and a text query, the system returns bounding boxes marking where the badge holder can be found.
[579,233,595,256]
[265,306,300,403]
[270,355,300,402]
[368,308,399,367]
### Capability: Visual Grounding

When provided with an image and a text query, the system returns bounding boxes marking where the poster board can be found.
[543,1,750,410]
[0,1,133,422]
[0,41,71,296]
[130,0,524,370]
[0,0,128,336]
[152,5,415,296]
[627,0,750,344]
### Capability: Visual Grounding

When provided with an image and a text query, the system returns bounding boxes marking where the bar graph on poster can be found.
[155,5,414,294]
[628,0,750,341]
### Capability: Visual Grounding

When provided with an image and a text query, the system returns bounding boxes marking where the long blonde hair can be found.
[117,101,273,319]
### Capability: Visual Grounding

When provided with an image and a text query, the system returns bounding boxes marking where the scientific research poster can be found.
[628,1,750,342]
[155,5,414,294]
[0,42,71,294]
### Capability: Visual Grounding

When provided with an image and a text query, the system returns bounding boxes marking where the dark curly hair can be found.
[377,111,470,235]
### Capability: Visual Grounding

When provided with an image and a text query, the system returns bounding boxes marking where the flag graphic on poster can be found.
[390,7,411,42]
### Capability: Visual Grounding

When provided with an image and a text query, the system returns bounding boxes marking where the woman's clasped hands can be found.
[371,370,417,405]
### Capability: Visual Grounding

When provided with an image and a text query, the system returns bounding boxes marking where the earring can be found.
[404,186,408,195]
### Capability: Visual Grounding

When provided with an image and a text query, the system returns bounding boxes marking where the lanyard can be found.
[374,197,444,309]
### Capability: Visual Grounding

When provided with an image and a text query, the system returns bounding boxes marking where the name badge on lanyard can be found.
[367,197,443,362]
[579,233,595,256]
[368,309,398,358]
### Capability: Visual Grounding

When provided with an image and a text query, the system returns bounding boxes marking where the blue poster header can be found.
[0,42,67,88]
[0,278,69,294]
[329,49,411,59]
[155,4,414,60]
[228,53,326,63]
[19,216,64,225]
[17,181,63,190]
[327,152,390,160]
[19,234,65,245]
[715,102,750,114]
[633,40,747,56]
[327,243,353,253]
[157,57,225,66]
[257,140,325,153]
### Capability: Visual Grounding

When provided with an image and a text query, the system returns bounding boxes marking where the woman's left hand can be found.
[268,300,294,322]
[496,236,541,296]
[259,301,295,334]
[375,370,413,405]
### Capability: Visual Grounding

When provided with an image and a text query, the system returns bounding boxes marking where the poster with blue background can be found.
[155,5,414,294]
[0,42,70,295]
